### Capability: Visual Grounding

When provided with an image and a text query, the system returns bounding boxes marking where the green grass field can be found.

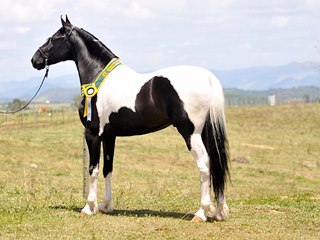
[0,104,319,239]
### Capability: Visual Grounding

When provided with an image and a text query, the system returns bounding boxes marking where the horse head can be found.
[31,15,75,70]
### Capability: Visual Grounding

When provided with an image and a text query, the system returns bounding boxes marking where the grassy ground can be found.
[0,103,319,239]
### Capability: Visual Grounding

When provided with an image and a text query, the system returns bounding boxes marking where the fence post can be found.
[20,112,23,128]
[34,111,37,127]
[49,111,52,125]
[62,108,65,124]
[82,129,89,198]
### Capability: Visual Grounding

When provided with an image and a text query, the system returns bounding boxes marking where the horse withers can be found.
[31,16,230,222]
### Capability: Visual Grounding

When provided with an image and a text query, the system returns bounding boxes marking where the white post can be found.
[268,95,276,106]
[82,130,89,198]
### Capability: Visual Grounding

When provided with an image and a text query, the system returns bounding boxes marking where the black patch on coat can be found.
[107,76,195,149]
[78,96,100,133]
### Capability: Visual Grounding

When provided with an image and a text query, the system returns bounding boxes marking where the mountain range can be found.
[214,62,320,90]
[0,62,320,103]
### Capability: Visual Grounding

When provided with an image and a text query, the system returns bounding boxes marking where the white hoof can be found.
[193,209,207,222]
[81,203,98,216]
[98,202,113,213]
[212,205,229,221]
[191,215,206,222]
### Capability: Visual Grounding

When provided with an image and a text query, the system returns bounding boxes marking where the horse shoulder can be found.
[95,66,148,134]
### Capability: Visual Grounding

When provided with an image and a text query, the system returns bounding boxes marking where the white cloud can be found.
[129,2,154,20]
[179,41,196,48]
[0,0,62,23]
[306,0,320,7]
[239,43,253,50]
[14,26,31,34]
[0,41,17,50]
[75,0,157,22]
[271,16,289,28]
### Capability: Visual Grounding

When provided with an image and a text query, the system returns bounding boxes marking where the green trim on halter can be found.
[81,58,122,117]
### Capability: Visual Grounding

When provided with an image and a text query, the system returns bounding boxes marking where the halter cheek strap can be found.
[81,58,122,120]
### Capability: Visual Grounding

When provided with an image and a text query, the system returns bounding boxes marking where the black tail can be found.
[201,116,230,201]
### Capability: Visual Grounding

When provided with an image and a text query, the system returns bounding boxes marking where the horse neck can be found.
[71,29,117,85]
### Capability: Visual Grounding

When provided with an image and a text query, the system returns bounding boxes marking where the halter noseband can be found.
[38,27,74,69]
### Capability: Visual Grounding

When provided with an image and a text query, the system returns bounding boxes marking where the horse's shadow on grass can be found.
[108,209,194,221]
[50,205,194,221]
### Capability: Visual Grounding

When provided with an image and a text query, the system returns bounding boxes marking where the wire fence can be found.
[225,96,269,106]
[224,95,320,107]
[0,108,78,131]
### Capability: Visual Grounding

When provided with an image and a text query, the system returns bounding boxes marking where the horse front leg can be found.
[81,128,101,215]
[99,134,116,213]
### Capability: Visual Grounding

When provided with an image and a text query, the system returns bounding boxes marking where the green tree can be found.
[7,98,27,111]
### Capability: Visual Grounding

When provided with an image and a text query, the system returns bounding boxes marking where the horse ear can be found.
[61,15,72,27]
[61,15,66,27]
[65,15,71,25]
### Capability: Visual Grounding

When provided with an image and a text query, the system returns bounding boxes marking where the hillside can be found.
[215,62,320,90]
[224,86,320,100]
[34,88,79,103]
[224,86,320,105]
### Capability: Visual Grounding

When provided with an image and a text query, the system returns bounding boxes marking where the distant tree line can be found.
[6,99,27,111]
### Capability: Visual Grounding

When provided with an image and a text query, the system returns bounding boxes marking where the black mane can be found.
[77,28,118,61]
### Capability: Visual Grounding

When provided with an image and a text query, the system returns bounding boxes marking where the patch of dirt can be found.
[302,161,318,168]
[241,143,274,150]
[232,156,250,164]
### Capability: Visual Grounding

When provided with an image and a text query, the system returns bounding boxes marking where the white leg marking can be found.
[98,173,113,213]
[211,195,229,221]
[81,165,99,215]
[190,134,212,222]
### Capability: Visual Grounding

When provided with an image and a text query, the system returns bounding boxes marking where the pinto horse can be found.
[31,16,230,222]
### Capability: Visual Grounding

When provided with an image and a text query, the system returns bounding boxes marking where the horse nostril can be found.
[31,57,37,67]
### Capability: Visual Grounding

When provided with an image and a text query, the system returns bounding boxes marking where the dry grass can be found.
[0,103,319,239]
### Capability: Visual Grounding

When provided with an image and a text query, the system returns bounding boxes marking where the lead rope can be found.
[0,62,49,114]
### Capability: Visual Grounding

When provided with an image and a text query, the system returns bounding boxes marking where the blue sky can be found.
[0,0,320,83]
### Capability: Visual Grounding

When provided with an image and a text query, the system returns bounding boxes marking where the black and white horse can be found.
[31,16,230,222]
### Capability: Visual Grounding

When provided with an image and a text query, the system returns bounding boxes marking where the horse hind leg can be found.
[175,120,213,222]
[189,133,215,222]
[210,194,228,221]
[189,132,229,222]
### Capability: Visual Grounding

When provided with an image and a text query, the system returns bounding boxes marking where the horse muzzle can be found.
[31,52,46,70]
